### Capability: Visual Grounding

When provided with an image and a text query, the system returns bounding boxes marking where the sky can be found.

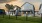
[0,0,42,12]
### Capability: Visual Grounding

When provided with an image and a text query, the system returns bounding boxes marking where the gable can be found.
[21,2,34,11]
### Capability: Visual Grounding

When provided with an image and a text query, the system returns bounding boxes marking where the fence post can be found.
[15,10,18,20]
[3,14,4,18]
[9,11,10,19]
[16,15,17,20]
[41,14,42,22]
[9,15,10,19]
[26,12,28,21]
[34,11,35,17]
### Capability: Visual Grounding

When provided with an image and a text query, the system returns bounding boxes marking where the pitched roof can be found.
[21,2,35,11]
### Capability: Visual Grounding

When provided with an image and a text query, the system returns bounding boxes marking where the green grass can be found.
[0,15,41,23]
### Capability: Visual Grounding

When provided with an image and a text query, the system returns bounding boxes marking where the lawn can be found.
[0,15,41,23]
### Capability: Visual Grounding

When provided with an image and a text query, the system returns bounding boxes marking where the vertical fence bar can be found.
[9,11,10,19]
[41,14,42,23]
[15,10,18,20]
[9,15,10,19]
[16,15,17,20]
[26,12,28,21]
[3,14,4,18]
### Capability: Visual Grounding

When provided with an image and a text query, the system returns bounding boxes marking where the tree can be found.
[5,4,14,10]
[10,4,15,15]
[5,4,14,19]
[5,4,10,10]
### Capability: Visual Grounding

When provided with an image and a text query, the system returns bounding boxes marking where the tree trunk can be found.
[8,10,10,19]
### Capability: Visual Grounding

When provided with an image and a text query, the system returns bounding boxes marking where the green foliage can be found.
[10,5,14,9]
[5,4,14,10]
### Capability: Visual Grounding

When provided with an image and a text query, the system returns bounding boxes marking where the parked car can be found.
[0,9,6,15]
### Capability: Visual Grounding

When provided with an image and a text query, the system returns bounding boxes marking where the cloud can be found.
[19,0,42,3]
[0,0,16,3]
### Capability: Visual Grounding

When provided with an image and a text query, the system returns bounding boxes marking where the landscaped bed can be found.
[0,15,41,23]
